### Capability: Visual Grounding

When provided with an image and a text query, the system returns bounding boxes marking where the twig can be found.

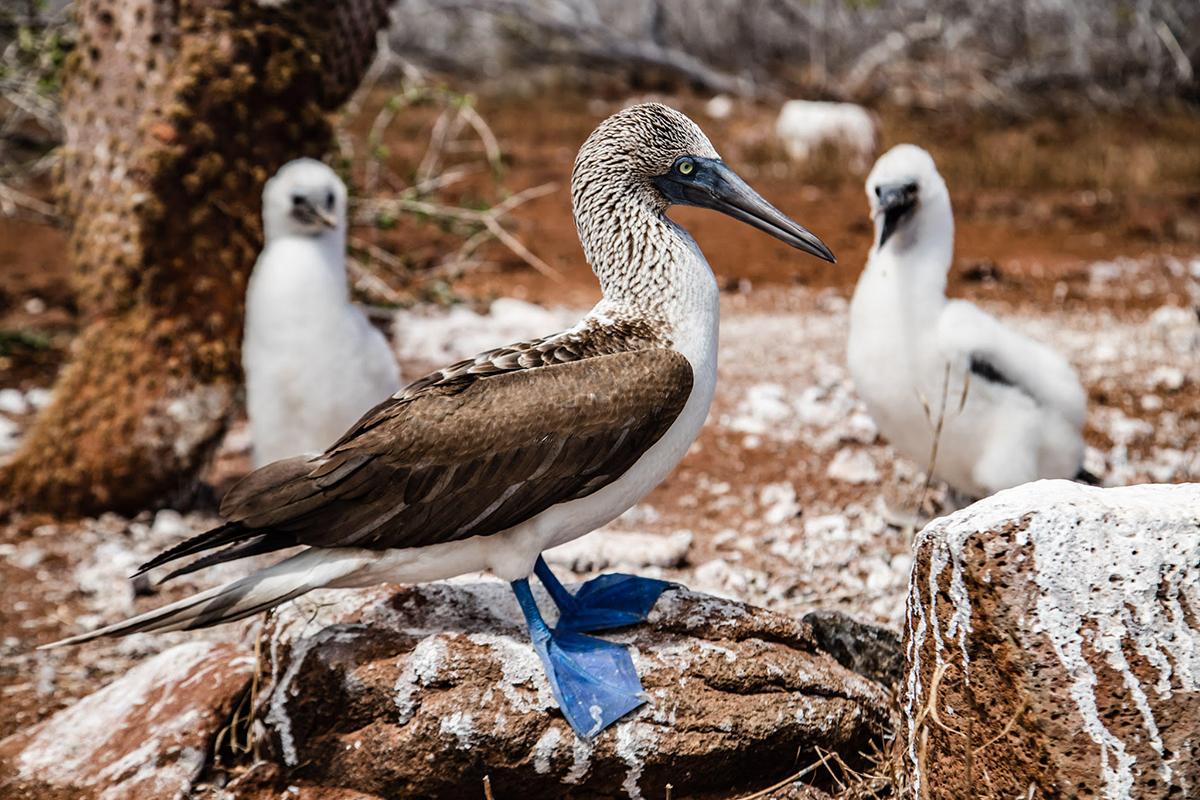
[483,774,495,800]
[973,693,1031,754]
[459,104,503,172]
[913,359,968,519]
[480,214,557,278]
[353,181,560,279]
[492,181,559,214]
[731,750,832,800]
[0,180,59,221]
[416,108,455,186]
[346,252,405,304]
[404,163,480,198]
[918,726,930,800]
[436,0,761,98]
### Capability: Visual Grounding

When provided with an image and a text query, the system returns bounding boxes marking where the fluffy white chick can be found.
[847,144,1091,500]
[244,158,400,468]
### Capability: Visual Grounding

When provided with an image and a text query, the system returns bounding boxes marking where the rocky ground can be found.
[2,90,1199,796]
[1,259,1197,781]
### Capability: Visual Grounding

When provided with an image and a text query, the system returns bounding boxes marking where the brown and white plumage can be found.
[47,104,832,648]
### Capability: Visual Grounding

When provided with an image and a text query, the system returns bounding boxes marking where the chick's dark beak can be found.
[291,196,338,229]
[653,157,836,264]
[875,183,918,248]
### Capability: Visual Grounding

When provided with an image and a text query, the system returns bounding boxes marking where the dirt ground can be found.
[1,89,1199,776]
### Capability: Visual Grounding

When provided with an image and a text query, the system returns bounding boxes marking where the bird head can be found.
[262,158,347,241]
[572,103,835,264]
[865,144,951,252]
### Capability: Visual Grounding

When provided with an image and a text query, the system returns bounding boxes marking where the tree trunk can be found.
[0,0,390,516]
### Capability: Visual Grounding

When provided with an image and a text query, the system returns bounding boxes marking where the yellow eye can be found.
[678,160,694,175]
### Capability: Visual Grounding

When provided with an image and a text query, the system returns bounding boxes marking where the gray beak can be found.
[292,196,338,229]
[653,157,836,264]
[875,182,918,248]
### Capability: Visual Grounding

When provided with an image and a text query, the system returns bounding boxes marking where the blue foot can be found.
[511,578,645,738]
[535,556,670,633]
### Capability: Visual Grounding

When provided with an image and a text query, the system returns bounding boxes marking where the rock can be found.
[705,94,733,119]
[826,448,880,484]
[24,387,52,411]
[760,481,801,525]
[0,415,20,455]
[905,481,1200,799]
[803,610,904,689]
[775,101,876,173]
[393,298,580,369]
[0,388,30,416]
[0,641,253,800]
[544,529,692,572]
[251,581,889,798]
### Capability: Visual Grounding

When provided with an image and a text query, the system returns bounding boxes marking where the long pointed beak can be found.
[653,157,836,264]
[875,183,917,248]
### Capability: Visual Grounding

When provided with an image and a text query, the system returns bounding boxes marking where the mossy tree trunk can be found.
[0,0,390,516]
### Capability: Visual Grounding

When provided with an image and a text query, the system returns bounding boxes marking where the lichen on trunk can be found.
[0,0,390,516]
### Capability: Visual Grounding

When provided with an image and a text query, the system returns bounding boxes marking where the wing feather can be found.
[937,300,1086,426]
[144,348,692,575]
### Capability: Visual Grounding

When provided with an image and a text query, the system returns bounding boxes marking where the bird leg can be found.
[510,577,645,738]
[534,556,671,633]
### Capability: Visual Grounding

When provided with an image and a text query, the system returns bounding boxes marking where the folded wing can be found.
[142,348,694,577]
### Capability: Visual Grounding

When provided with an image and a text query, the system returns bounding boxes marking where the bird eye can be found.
[904,182,918,194]
[292,195,304,206]
[676,159,695,176]
[874,186,882,197]
[325,191,335,210]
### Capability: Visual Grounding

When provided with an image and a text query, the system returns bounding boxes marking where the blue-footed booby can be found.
[46,104,835,739]
[848,144,1091,501]
[245,158,401,468]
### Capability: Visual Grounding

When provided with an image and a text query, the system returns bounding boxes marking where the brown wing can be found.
[219,348,693,551]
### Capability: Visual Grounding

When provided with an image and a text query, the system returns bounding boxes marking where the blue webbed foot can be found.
[511,578,645,738]
[535,556,670,633]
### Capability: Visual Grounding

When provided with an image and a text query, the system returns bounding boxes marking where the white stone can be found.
[543,529,691,573]
[0,415,20,454]
[759,482,800,525]
[704,94,733,119]
[24,387,52,411]
[393,298,580,368]
[0,388,29,416]
[775,100,876,172]
[826,448,880,484]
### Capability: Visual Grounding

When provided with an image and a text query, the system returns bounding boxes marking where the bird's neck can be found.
[867,204,954,319]
[577,200,719,338]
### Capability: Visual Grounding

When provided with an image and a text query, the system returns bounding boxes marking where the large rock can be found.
[0,641,253,800]
[905,481,1200,799]
[250,580,889,798]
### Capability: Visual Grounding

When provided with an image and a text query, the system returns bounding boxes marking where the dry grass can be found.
[743,103,1200,195]
[882,109,1200,193]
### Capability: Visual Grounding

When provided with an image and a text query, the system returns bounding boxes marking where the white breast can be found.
[244,237,400,467]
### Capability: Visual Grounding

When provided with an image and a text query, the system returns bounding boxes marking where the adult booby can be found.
[848,144,1091,501]
[47,104,835,738]
[245,158,401,468]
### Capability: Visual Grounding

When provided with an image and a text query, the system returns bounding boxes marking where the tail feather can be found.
[158,533,300,583]
[134,522,259,577]
[42,549,360,649]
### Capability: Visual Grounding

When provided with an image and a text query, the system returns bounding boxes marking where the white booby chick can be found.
[848,144,1091,500]
[244,158,401,468]
[46,105,835,739]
